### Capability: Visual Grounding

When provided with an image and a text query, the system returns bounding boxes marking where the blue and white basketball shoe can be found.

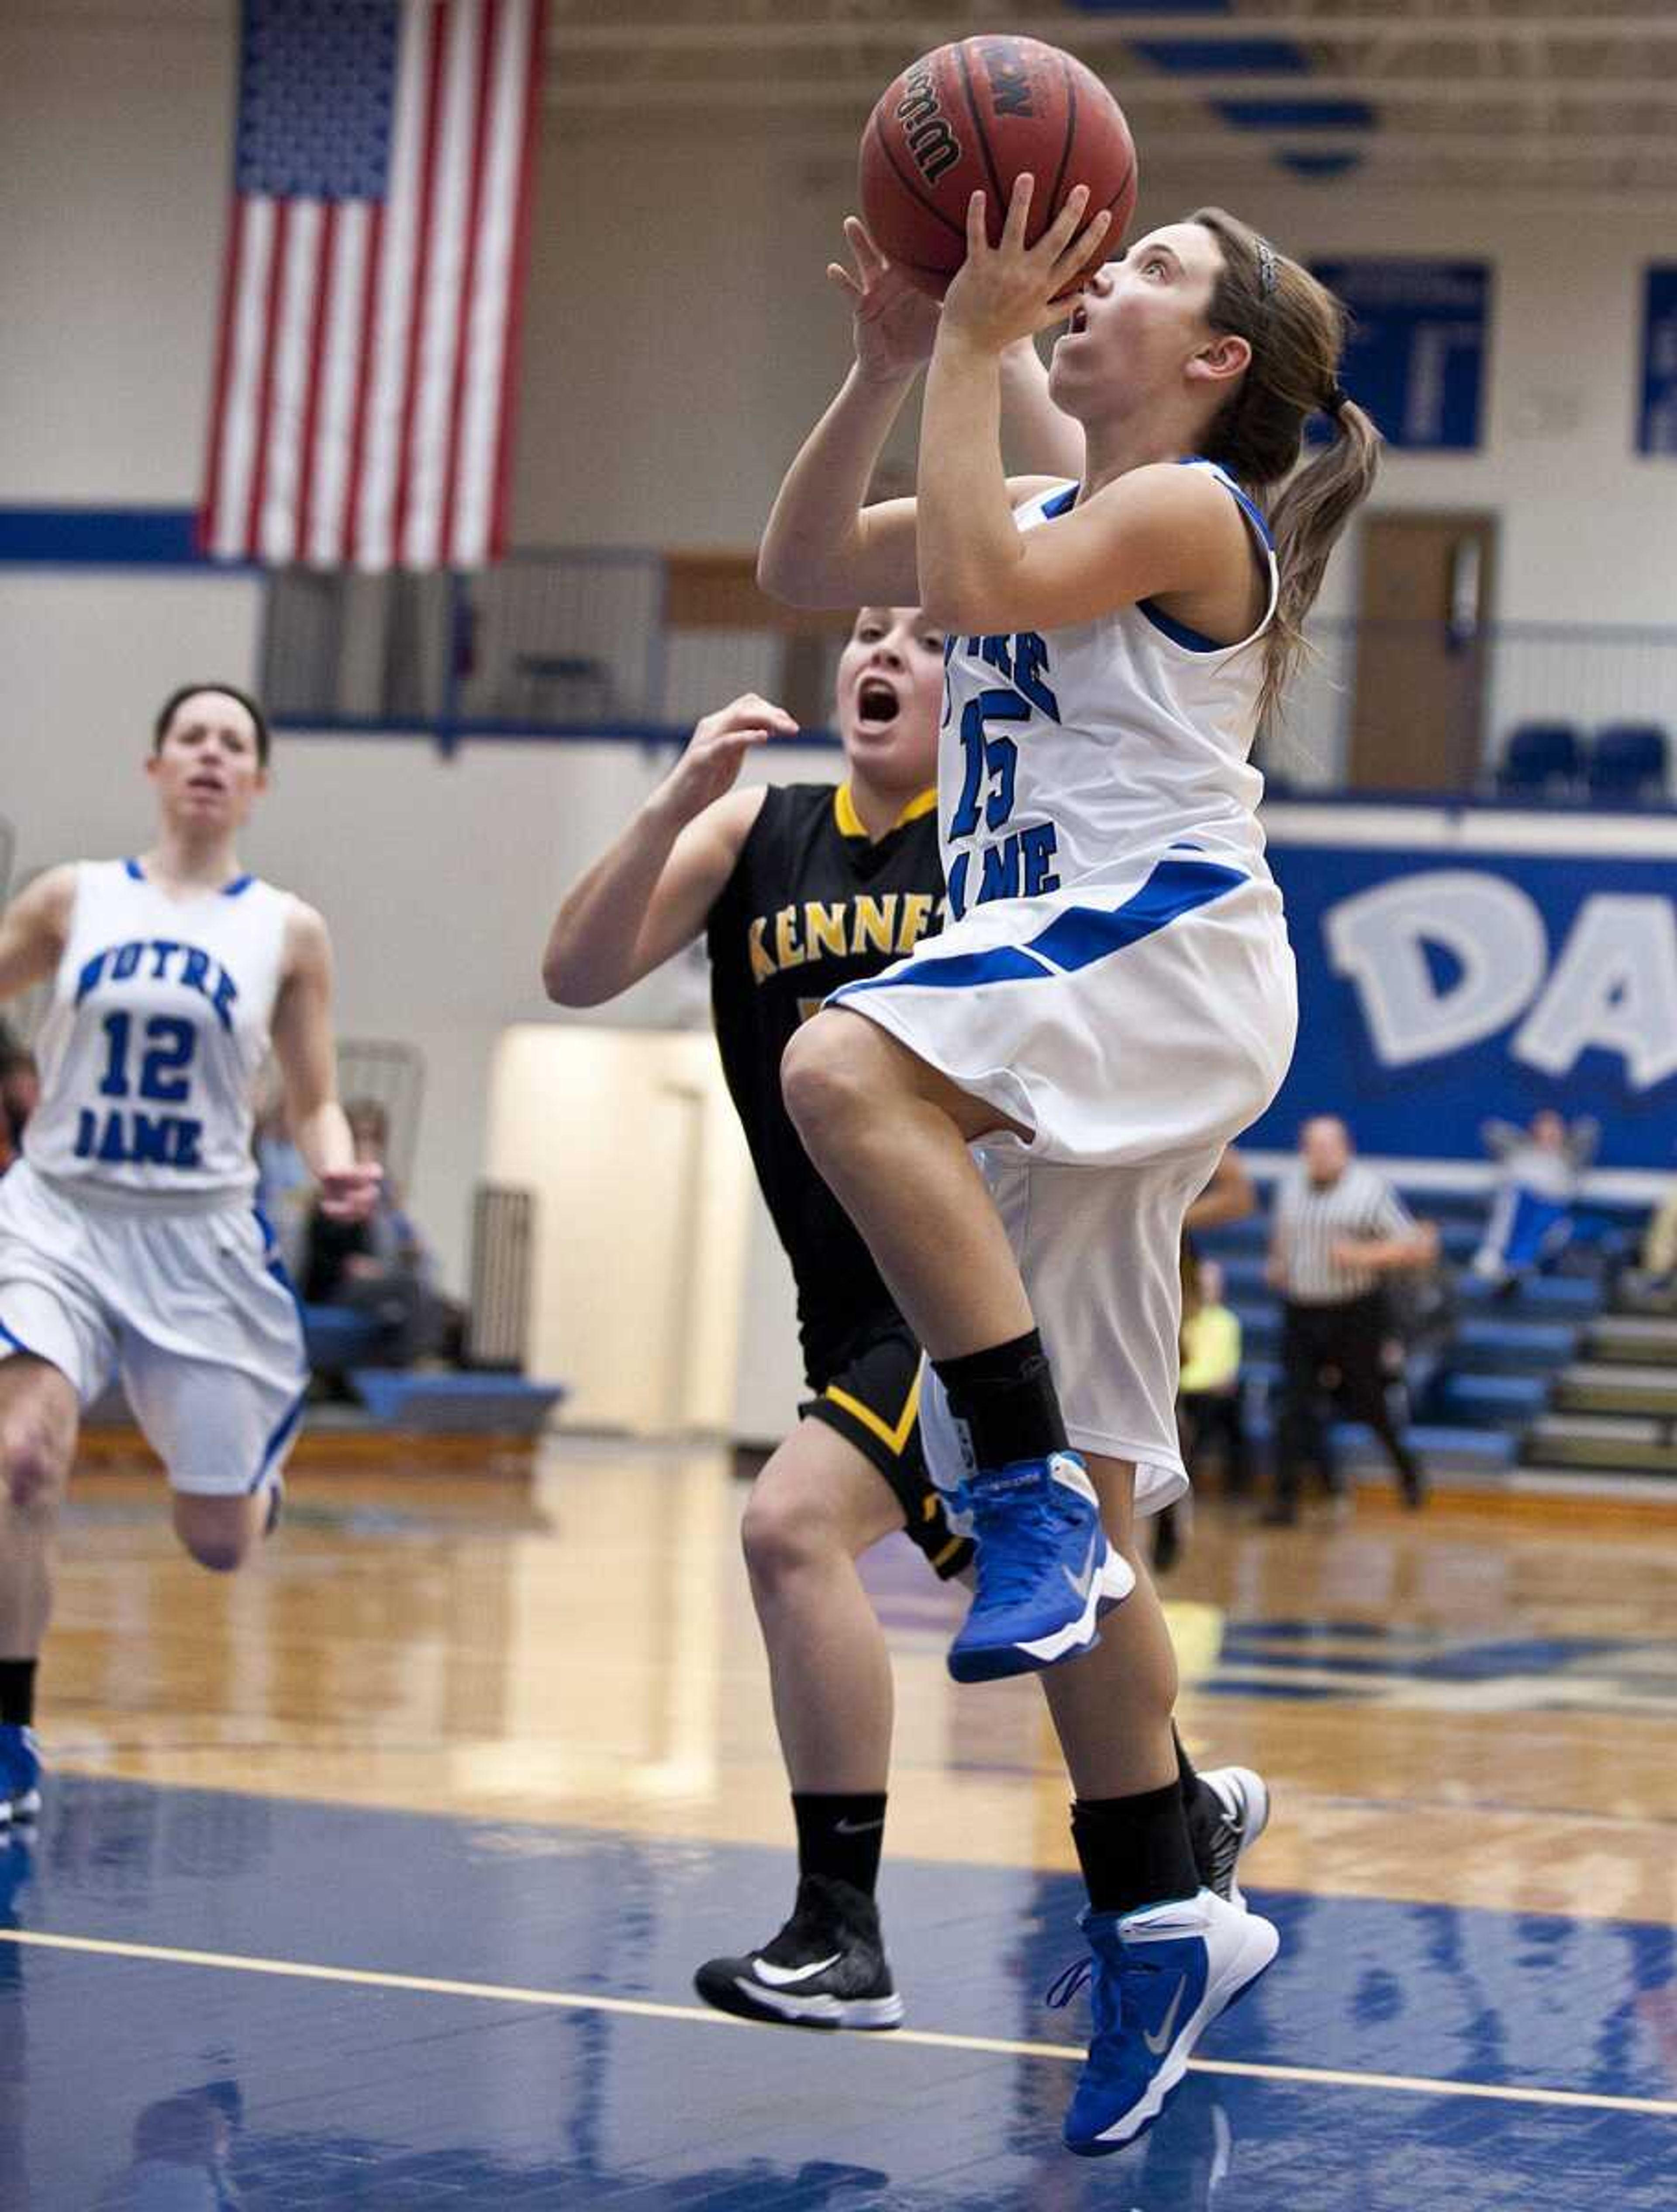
[946,1451,1133,1684]
[0,1725,41,1826]
[1049,1887,1279,2155]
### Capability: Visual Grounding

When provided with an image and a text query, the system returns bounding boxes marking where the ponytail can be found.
[1263,394,1381,725]
[1189,208,1384,724]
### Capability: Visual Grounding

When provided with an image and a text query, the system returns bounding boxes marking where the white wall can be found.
[483,1026,753,1431]
[526,128,1677,626]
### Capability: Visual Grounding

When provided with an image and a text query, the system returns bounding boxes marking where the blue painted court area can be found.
[1,1779,1674,2209]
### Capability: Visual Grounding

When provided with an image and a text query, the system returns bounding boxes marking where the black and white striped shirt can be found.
[1272,1164,1416,1306]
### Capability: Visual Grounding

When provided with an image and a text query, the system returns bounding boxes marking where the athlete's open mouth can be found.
[1066,304,1089,335]
[857,677,901,726]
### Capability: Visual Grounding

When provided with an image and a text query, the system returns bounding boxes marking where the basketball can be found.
[859,35,1138,297]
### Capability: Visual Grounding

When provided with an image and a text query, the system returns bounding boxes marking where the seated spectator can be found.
[1178,1257,1249,1499]
[1471,1110,1598,1293]
[251,1068,313,1277]
[0,1020,38,1174]
[301,1100,456,1373]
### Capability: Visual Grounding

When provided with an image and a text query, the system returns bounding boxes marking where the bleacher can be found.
[1195,1173,1656,1497]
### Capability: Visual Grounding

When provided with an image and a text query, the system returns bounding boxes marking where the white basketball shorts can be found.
[0,1161,309,1497]
[829,849,1298,1513]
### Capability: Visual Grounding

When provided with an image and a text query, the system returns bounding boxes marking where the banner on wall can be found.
[1310,259,1490,451]
[200,0,546,572]
[1248,810,1677,1172]
[1639,267,1677,456]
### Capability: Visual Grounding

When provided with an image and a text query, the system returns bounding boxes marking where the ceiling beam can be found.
[551,15,1677,55]
[549,71,1677,106]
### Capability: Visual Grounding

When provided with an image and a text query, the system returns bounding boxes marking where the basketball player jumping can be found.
[762,183,1380,2149]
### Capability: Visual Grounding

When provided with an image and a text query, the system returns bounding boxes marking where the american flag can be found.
[200,0,545,570]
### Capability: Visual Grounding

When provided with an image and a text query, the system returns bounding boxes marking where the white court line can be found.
[4,1929,1676,2122]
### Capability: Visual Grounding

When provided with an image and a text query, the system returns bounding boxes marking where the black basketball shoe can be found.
[1190,1765,1271,1909]
[694,1873,904,2030]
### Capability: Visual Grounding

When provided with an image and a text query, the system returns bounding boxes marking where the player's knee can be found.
[780,1016,871,1158]
[741,1482,840,1588]
[180,1522,257,1574]
[0,1416,70,1514]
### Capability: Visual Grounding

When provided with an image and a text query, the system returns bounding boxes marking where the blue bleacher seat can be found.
[1459,1274,1603,1319]
[1587,722,1669,805]
[349,1369,567,1434]
[1437,1372,1550,1427]
[1497,721,1583,798]
[1243,1408,1518,1473]
[1452,1317,1579,1372]
[302,1303,384,1371]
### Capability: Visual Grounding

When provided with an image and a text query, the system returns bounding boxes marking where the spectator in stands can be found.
[1637,1181,1677,1304]
[1471,1110,1598,1294]
[1178,1257,1248,1499]
[252,1068,312,1276]
[1266,1116,1437,1524]
[0,1021,36,1174]
[301,1100,451,1371]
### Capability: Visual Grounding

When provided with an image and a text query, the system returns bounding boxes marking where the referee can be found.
[1265,1116,1438,1524]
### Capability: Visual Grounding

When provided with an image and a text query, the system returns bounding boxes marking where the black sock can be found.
[932,1330,1068,1472]
[0,1660,36,1730]
[1072,1783,1201,1917]
[792,1792,888,1898]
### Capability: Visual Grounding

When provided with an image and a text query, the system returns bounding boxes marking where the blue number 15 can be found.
[948,687,1028,840]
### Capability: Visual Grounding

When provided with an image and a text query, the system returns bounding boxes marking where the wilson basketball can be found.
[859,36,1137,297]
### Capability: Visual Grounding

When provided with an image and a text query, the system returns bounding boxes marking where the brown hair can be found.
[153,682,271,766]
[1189,208,1382,724]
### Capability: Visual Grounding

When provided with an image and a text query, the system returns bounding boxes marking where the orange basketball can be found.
[859,35,1138,297]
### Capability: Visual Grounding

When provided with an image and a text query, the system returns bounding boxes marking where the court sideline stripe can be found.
[4,1929,1675,2121]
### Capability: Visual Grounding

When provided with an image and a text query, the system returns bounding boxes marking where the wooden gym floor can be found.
[3,1437,1674,2208]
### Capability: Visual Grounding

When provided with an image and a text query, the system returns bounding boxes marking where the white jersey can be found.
[24,858,295,1203]
[938,460,1278,919]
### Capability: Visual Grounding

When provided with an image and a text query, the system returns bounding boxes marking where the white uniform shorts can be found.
[0,1162,309,1497]
[830,850,1297,1514]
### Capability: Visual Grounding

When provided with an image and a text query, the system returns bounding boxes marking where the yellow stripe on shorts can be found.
[823,1367,921,1459]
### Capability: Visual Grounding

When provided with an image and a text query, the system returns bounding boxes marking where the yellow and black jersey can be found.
[706,780,945,1386]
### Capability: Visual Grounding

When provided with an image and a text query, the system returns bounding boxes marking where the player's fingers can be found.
[1039,183,1092,259]
[966,190,989,255]
[1001,172,1035,249]
[828,263,863,302]
[1053,206,1112,278]
[845,216,887,276]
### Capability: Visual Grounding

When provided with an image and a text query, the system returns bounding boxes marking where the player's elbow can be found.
[541,951,607,1009]
[918,568,1012,636]
[756,540,838,610]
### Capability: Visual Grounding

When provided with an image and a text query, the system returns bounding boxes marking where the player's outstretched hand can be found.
[829,217,941,382]
[653,694,798,828]
[318,1162,383,1223]
[941,175,1111,353]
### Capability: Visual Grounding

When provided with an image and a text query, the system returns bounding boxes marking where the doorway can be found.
[1349,510,1498,793]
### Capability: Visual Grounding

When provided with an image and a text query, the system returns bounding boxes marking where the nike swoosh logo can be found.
[1062,1533,1101,1602]
[1144,1980,1187,2057]
[834,1817,886,1835]
[752,1952,842,1987]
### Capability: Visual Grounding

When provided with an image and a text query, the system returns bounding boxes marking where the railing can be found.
[262,550,850,751]
[261,551,1677,797]
[1274,615,1677,798]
